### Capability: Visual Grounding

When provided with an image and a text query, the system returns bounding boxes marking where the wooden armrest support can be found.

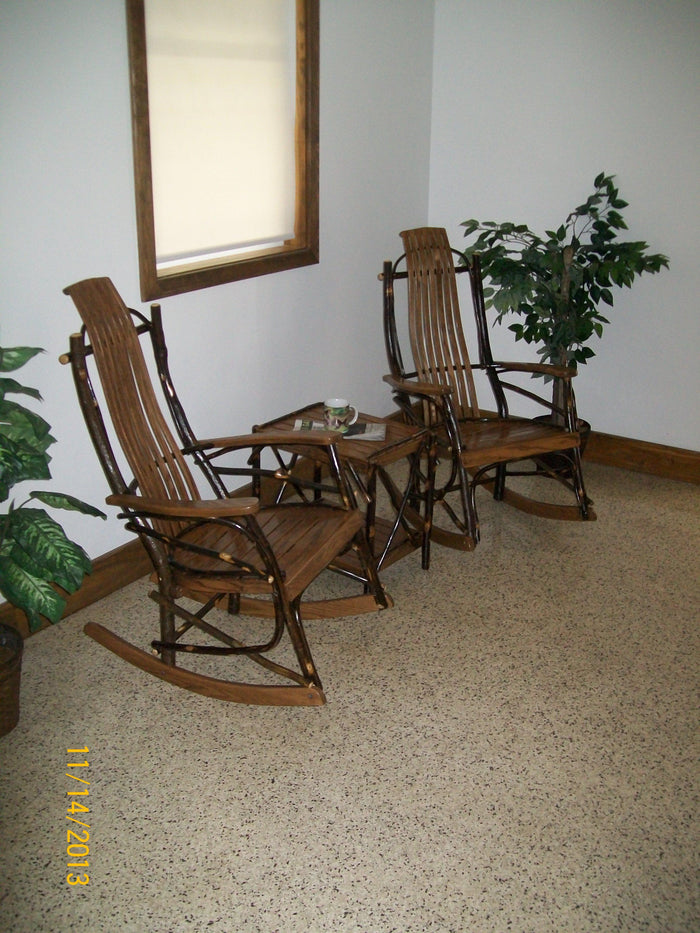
[106,493,259,518]
[383,374,452,397]
[487,361,576,379]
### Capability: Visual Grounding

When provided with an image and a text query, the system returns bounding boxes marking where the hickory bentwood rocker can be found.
[144,301,406,609]
[381,227,595,551]
[62,277,389,706]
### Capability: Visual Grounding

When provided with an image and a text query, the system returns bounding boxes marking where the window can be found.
[126,0,319,300]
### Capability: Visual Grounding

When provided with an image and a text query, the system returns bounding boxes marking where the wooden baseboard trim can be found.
[584,432,699,485]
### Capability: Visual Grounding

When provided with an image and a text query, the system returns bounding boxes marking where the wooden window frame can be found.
[126,0,319,301]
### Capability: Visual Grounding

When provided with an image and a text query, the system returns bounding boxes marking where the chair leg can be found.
[285,596,323,689]
[352,528,392,609]
[421,438,436,569]
[493,463,507,501]
[158,588,177,667]
[461,460,481,544]
[570,445,591,520]
[423,455,478,552]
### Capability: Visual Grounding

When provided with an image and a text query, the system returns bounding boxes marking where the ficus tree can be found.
[461,173,669,417]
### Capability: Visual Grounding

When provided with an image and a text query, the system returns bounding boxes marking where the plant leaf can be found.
[0,554,66,630]
[29,491,107,519]
[0,347,44,373]
[0,434,51,500]
[0,377,43,403]
[3,508,92,593]
[0,399,54,452]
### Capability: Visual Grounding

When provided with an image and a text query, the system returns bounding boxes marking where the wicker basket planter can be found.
[0,623,23,736]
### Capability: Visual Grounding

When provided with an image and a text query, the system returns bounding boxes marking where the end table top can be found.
[253,403,428,467]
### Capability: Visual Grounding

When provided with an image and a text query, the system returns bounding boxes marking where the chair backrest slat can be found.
[63,278,201,524]
[400,227,480,419]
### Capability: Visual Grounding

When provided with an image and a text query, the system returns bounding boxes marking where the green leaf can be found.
[0,377,43,403]
[0,347,44,373]
[0,437,24,501]
[28,491,106,519]
[0,399,54,452]
[0,434,51,500]
[461,219,480,236]
[3,508,92,593]
[0,553,66,629]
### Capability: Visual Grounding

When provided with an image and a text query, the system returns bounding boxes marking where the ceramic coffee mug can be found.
[323,398,358,432]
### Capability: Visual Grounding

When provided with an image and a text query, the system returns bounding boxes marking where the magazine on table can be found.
[293,418,387,442]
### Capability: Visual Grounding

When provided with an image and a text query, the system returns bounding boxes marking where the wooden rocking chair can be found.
[62,277,389,706]
[381,227,595,551]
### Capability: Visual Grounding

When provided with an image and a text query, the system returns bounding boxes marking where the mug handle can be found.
[348,406,358,426]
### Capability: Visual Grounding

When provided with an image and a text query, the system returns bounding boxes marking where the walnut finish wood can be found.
[382,227,594,549]
[61,277,389,705]
[237,591,395,620]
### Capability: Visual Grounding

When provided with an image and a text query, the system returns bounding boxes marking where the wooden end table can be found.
[253,403,434,573]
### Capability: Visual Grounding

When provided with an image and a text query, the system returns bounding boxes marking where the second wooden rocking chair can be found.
[382,227,595,551]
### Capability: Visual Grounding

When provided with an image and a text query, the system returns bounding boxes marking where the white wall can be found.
[0,0,435,561]
[429,0,700,449]
[2,0,697,576]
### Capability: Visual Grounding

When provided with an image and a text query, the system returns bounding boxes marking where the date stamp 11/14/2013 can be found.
[66,747,90,886]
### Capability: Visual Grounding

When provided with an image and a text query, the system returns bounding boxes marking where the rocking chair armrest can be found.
[383,374,452,398]
[486,361,576,380]
[189,430,338,454]
[105,493,260,518]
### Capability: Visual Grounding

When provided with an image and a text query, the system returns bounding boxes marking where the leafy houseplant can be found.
[0,346,105,633]
[460,172,669,419]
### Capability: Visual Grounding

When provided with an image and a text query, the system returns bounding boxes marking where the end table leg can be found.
[422,437,436,570]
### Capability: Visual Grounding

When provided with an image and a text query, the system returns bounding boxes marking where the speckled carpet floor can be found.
[1,463,698,933]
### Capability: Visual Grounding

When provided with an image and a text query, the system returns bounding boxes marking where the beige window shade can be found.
[144,0,296,267]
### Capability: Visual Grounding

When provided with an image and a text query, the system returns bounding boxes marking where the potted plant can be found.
[460,172,669,424]
[0,345,105,734]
